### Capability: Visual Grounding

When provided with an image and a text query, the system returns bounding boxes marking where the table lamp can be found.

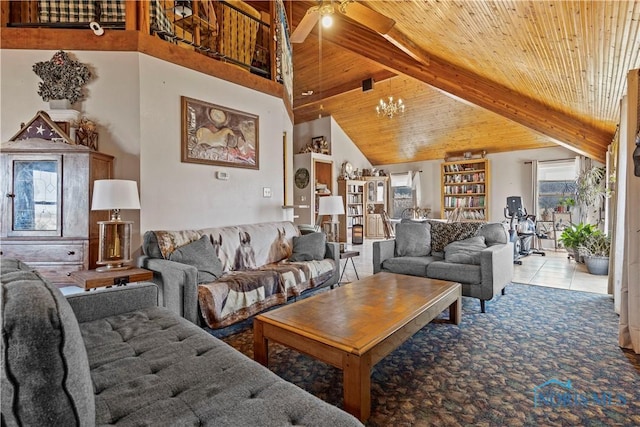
[318,195,345,243]
[91,179,141,272]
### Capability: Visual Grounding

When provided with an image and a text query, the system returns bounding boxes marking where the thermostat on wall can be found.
[216,171,229,180]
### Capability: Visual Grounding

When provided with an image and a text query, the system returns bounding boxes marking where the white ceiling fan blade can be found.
[338,1,395,35]
[291,7,320,43]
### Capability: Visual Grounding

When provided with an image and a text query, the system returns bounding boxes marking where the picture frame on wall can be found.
[181,96,259,169]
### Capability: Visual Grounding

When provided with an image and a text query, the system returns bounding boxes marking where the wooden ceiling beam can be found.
[318,22,611,162]
[294,69,396,110]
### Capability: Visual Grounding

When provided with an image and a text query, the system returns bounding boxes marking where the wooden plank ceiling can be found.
[281,0,640,165]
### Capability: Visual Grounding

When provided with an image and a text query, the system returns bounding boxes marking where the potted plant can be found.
[560,196,575,212]
[575,166,609,223]
[558,222,597,262]
[578,231,611,275]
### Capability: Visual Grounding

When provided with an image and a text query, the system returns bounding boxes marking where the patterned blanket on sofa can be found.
[147,221,335,329]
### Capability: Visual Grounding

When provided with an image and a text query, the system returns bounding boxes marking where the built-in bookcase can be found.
[338,179,365,243]
[441,159,490,222]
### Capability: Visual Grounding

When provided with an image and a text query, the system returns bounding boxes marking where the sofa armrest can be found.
[67,283,159,323]
[373,240,396,274]
[480,242,514,299]
[138,255,200,324]
[324,242,340,287]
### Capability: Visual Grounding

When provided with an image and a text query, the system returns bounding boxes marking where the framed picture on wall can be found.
[181,96,259,169]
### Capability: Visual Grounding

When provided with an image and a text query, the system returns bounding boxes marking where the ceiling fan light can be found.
[321,14,333,28]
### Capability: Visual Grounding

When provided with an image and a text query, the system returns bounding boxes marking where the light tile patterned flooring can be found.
[342,239,609,295]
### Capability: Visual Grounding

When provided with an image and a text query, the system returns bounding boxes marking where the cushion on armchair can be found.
[289,232,326,261]
[429,221,484,253]
[169,235,223,283]
[444,236,487,265]
[395,222,431,256]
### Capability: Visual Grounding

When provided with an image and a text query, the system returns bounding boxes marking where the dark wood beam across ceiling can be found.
[295,10,611,163]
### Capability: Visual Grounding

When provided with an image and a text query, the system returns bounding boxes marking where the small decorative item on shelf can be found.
[300,136,330,154]
[74,117,98,150]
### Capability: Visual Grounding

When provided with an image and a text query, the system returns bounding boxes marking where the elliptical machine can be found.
[504,196,545,265]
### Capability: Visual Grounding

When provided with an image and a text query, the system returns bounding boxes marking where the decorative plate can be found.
[344,162,353,175]
[295,168,310,189]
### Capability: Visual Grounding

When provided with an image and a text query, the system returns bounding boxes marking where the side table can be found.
[69,267,153,291]
[338,250,360,284]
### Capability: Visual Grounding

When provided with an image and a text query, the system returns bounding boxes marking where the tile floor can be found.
[341,239,609,295]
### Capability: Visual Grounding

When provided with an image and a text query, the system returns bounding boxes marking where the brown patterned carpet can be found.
[220,284,640,426]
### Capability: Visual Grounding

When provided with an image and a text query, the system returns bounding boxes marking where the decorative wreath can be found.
[32,50,91,104]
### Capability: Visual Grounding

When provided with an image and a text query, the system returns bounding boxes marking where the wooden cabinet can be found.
[293,153,333,225]
[441,159,490,222]
[337,179,365,243]
[1,139,113,284]
[366,213,386,238]
[364,176,388,238]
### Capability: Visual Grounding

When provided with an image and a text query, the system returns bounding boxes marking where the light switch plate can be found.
[263,187,272,198]
[216,171,229,180]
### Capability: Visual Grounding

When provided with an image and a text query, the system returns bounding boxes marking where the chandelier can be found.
[376,96,405,118]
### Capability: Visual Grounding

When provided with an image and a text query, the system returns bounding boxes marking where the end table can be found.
[69,267,153,291]
[338,250,360,284]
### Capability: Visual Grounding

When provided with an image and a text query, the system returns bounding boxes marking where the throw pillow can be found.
[429,221,484,253]
[395,222,431,257]
[444,236,487,265]
[289,232,326,262]
[169,235,223,283]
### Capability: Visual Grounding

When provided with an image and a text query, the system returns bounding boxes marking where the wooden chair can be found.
[381,210,395,239]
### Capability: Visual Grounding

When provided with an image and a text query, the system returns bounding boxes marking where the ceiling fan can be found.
[290,0,396,43]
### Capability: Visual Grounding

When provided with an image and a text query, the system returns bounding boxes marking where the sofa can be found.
[0,258,362,426]
[138,221,339,329]
[373,220,513,312]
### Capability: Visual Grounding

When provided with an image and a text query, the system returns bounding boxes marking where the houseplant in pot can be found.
[558,222,596,262]
[578,231,611,275]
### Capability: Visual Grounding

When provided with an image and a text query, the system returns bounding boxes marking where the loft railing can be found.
[4,0,274,79]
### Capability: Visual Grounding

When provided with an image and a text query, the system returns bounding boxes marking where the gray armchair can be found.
[373,222,514,312]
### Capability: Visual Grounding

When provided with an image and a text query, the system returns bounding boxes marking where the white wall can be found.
[138,55,292,231]
[1,49,293,254]
[378,146,577,222]
[293,116,372,193]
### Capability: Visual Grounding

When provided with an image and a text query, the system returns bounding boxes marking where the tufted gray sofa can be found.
[373,221,514,313]
[0,258,362,427]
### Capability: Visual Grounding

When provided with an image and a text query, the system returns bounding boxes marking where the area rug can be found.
[221,284,640,426]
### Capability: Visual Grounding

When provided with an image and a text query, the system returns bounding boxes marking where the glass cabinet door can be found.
[8,154,62,237]
[367,181,376,203]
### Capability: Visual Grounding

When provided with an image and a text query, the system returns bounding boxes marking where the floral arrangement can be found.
[32,51,91,104]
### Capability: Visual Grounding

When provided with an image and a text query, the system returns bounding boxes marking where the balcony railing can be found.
[4,0,278,80]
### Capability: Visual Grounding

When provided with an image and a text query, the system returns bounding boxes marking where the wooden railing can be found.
[3,0,274,80]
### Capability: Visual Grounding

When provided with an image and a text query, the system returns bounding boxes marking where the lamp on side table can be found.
[317,195,345,243]
[91,179,141,272]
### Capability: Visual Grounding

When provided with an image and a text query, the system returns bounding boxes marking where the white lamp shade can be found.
[92,180,141,211]
[318,196,345,215]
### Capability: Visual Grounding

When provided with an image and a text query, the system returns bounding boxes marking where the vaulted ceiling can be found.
[275,0,640,165]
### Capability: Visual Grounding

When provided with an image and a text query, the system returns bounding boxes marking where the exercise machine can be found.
[505,196,545,265]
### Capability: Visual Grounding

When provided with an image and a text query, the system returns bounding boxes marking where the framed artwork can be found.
[181,96,259,169]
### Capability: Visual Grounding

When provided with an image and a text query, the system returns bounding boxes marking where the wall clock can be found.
[294,168,310,189]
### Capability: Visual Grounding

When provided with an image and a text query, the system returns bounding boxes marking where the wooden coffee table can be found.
[253,272,461,421]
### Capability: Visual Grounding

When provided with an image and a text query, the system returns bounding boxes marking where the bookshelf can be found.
[337,179,365,243]
[441,158,490,222]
